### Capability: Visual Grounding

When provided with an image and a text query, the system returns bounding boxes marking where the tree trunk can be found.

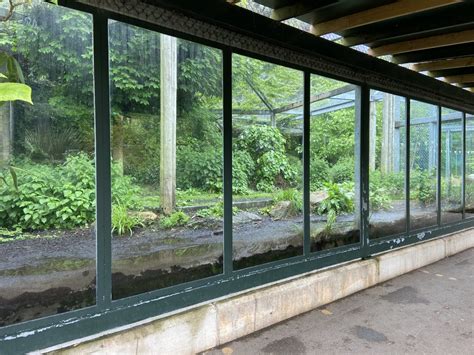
[369,100,377,170]
[381,93,395,174]
[0,102,12,167]
[160,34,177,215]
[112,114,124,176]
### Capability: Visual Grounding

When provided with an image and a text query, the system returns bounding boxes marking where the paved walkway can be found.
[205,248,473,355]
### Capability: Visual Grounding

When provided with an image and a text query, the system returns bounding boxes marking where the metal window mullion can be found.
[223,49,233,275]
[405,98,411,233]
[437,106,442,226]
[303,71,310,256]
[357,85,370,256]
[93,13,112,307]
[462,112,466,219]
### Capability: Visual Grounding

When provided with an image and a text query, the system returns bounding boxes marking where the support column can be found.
[0,102,12,166]
[369,100,377,170]
[160,34,177,215]
[381,93,394,174]
[112,114,124,175]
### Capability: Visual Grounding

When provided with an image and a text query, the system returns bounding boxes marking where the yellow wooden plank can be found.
[311,0,461,36]
[370,29,474,56]
[444,73,474,84]
[271,2,318,21]
[411,57,474,72]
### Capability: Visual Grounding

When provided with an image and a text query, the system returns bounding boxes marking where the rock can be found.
[233,211,263,224]
[310,191,329,207]
[269,201,292,220]
[131,211,158,222]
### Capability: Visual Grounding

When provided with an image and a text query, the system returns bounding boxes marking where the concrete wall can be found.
[37,229,474,355]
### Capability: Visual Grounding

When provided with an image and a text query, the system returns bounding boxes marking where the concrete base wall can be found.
[38,229,474,355]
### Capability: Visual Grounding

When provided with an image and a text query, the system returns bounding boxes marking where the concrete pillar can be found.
[160,34,177,215]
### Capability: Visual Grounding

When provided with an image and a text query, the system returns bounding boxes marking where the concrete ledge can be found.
[39,228,473,355]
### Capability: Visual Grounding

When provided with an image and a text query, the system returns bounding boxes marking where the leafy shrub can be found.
[0,153,141,231]
[329,157,354,183]
[177,145,223,192]
[160,211,190,229]
[112,204,144,236]
[235,125,297,192]
[310,157,330,191]
[369,187,392,211]
[233,150,254,195]
[370,170,405,200]
[316,182,354,230]
[411,169,436,206]
[274,188,303,216]
[24,125,84,162]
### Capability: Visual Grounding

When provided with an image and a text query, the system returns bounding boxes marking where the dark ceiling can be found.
[237,0,474,92]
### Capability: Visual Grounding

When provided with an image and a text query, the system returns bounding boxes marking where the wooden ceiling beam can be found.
[444,73,474,84]
[311,0,461,36]
[392,43,474,64]
[369,29,474,56]
[411,56,474,72]
[339,3,474,47]
[271,0,335,21]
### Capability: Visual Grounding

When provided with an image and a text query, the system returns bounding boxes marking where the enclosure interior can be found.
[0,0,473,350]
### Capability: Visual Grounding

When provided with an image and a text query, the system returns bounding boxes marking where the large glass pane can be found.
[466,113,474,218]
[232,54,303,269]
[109,22,223,299]
[410,100,438,230]
[309,75,359,252]
[369,91,406,238]
[440,108,463,224]
[0,2,95,325]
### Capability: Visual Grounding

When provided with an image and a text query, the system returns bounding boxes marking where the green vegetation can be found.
[316,182,354,231]
[112,204,144,236]
[1,0,453,243]
[160,211,190,229]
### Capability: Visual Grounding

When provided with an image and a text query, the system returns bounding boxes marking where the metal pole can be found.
[223,49,233,275]
[93,13,112,306]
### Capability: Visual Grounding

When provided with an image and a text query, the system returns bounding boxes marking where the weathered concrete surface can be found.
[38,229,473,355]
[205,247,473,355]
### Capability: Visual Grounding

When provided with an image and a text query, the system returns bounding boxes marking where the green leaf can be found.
[0,83,33,104]
[9,168,18,191]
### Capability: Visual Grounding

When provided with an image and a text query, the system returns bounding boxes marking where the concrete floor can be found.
[204,248,474,355]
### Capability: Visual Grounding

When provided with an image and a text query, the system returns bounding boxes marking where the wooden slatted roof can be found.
[234,0,474,91]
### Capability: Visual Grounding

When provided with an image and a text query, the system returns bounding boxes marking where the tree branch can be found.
[1,0,29,22]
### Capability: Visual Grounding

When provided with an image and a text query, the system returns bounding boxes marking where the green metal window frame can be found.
[1,1,473,353]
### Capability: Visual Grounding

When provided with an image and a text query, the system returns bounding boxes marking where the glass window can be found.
[409,100,438,230]
[109,22,223,299]
[440,108,463,224]
[309,75,359,252]
[0,3,95,325]
[232,54,304,269]
[369,91,406,238]
[466,113,474,218]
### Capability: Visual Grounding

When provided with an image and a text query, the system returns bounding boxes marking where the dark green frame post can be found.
[405,99,411,232]
[93,13,112,306]
[462,112,466,219]
[303,71,311,256]
[356,85,370,258]
[437,105,442,226]
[223,49,233,275]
